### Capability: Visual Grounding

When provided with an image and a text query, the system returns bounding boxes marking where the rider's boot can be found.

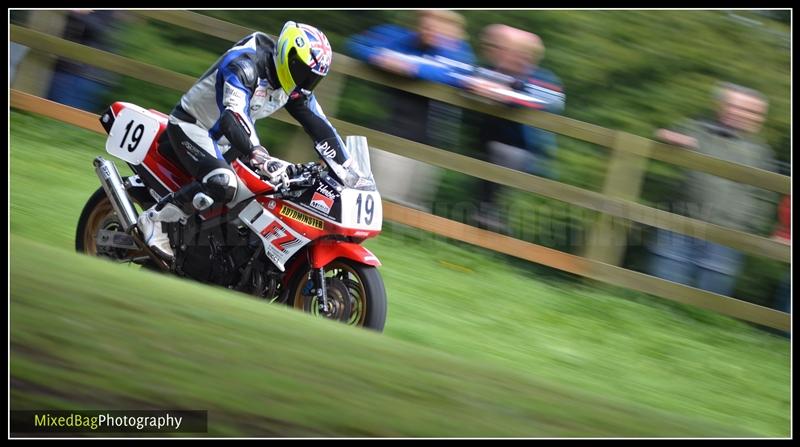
[137,182,202,260]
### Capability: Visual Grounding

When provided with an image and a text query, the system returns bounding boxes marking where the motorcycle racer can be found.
[138,21,350,260]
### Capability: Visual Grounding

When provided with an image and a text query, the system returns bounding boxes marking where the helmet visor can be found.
[288,52,324,93]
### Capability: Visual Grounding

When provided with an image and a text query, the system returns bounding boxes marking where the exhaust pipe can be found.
[94,156,139,232]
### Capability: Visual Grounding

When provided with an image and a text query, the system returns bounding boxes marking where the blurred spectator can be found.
[9,11,31,81]
[347,10,475,140]
[646,82,777,297]
[10,43,30,84]
[771,195,790,316]
[46,10,121,112]
[10,10,70,98]
[464,24,565,231]
[346,11,475,210]
[772,195,791,245]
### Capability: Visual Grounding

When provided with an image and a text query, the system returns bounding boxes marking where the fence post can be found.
[10,10,69,97]
[583,131,652,266]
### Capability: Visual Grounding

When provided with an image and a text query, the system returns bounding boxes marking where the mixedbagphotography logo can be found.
[10,410,208,434]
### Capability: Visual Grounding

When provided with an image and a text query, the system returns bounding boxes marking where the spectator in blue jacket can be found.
[346,10,476,150]
[47,10,122,112]
[465,24,565,232]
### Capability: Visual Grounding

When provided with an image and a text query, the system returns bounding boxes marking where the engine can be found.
[173,218,261,287]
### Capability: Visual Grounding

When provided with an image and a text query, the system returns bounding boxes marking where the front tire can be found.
[286,258,388,332]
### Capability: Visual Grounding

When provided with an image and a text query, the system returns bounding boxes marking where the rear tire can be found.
[76,187,118,255]
[75,186,147,263]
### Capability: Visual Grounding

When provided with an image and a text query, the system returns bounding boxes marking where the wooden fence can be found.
[9,11,790,331]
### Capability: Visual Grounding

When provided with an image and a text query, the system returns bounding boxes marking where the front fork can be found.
[312,267,331,313]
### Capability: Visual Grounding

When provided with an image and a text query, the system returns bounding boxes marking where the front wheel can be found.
[286,258,388,332]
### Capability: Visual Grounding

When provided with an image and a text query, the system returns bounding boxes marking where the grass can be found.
[11,235,762,437]
[9,110,791,436]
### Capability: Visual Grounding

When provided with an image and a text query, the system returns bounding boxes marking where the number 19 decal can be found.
[355,193,375,225]
[120,120,145,152]
[105,107,159,165]
[340,188,381,230]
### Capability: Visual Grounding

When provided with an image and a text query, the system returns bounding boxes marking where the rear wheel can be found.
[75,187,147,263]
[286,259,387,331]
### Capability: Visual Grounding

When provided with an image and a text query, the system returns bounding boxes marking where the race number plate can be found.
[105,107,161,165]
[339,189,383,231]
[238,201,310,271]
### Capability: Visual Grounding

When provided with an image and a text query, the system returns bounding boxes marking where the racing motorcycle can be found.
[75,102,387,331]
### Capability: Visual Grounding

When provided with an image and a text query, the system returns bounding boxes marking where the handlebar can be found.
[289,162,324,184]
[257,161,324,194]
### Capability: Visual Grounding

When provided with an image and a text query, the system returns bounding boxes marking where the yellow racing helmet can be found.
[274,21,333,95]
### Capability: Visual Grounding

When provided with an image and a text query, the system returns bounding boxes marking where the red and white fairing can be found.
[103,101,382,273]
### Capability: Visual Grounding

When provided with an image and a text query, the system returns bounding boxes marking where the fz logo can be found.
[259,221,300,254]
[316,141,336,159]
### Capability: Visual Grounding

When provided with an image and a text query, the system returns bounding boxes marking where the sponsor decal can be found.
[265,250,282,265]
[280,206,324,230]
[315,183,337,200]
[251,89,266,112]
[224,83,246,109]
[316,141,337,159]
[295,36,306,47]
[180,141,203,161]
[260,220,301,254]
[267,200,276,210]
[310,192,334,214]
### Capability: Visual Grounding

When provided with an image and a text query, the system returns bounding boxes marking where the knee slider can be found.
[201,168,238,203]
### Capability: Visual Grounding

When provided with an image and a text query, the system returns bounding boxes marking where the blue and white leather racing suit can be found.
[165,31,350,207]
